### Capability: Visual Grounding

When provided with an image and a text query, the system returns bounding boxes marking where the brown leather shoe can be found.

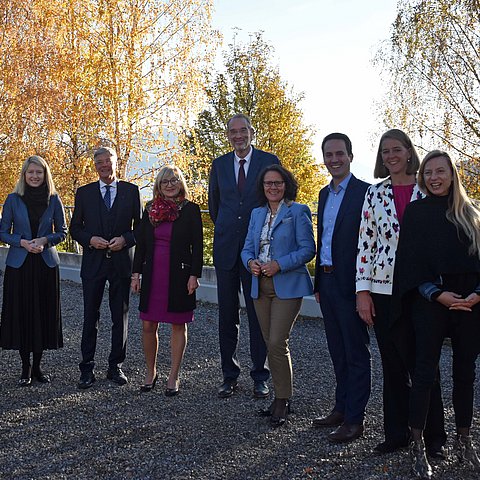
[312,410,344,428]
[328,423,364,443]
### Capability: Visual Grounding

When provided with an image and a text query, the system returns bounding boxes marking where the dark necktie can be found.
[104,184,111,210]
[238,159,246,193]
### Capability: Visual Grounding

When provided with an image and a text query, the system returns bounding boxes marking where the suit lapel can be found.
[224,152,237,194]
[37,197,54,231]
[254,206,268,254]
[17,195,32,238]
[271,202,290,231]
[333,176,356,234]
[317,187,328,236]
[243,147,261,196]
[110,181,125,231]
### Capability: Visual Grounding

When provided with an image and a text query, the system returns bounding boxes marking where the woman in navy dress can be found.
[131,166,203,395]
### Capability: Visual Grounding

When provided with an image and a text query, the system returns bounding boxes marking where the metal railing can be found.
[0,205,319,268]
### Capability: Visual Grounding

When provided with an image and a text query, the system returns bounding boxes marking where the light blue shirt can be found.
[320,173,352,266]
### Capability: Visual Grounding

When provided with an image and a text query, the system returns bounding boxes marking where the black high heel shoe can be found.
[19,366,32,387]
[165,379,180,397]
[270,400,290,428]
[140,373,158,392]
[259,399,277,417]
[33,369,51,383]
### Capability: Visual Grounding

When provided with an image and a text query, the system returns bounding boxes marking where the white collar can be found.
[99,179,117,189]
[234,147,253,163]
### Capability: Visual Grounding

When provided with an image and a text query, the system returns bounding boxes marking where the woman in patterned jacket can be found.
[355,129,446,457]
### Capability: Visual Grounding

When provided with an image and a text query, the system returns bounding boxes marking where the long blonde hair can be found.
[419,150,480,258]
[14,155,56,197]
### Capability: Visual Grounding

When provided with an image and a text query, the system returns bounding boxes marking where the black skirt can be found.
[0,253,63,351]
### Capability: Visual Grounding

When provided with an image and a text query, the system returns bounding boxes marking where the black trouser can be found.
[410,294,480,430]
[216,258,269,383]
[80,259,130,374]
[372,293,446,446]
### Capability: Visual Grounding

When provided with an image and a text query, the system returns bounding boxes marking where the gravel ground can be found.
[0,276,479,480]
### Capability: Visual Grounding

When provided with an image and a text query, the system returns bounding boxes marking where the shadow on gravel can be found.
[0,277,479,479]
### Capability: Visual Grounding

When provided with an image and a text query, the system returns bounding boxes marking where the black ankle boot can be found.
[455,434,480,469]
[410,439,432,479]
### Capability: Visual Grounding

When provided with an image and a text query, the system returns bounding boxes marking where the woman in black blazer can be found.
[131,166,203,395]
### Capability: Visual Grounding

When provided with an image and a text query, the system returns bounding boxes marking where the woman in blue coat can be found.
[0,155,66,385]
[242,164,315,426]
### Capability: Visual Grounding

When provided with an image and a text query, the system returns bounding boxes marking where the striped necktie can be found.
[104,184,111,210]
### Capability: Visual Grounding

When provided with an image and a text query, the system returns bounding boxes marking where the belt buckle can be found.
[323,265,334,273]
[106,249,112,259]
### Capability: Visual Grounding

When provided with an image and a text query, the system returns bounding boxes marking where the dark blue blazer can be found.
[0,193,67,268]
[70,180,141,279]
[314,175,369,298]
[208,146,280,270]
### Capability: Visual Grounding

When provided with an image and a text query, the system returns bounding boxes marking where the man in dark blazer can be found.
[312,133,371,443]
[70,147,141,389]
[208,113,280,398]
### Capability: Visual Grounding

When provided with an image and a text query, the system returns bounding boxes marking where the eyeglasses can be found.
[161,178,180,186]
[263,181,285,188]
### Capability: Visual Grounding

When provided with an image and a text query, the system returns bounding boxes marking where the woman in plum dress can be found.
[131,166,203,395]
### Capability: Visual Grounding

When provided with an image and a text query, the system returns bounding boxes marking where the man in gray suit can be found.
[208,114,280,398]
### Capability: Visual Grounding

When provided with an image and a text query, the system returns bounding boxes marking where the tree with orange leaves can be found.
[0,0,218,205]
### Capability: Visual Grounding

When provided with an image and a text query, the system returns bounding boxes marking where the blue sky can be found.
[212,0,400,182]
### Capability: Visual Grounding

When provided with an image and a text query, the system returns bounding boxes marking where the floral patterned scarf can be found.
[147,195,187,227]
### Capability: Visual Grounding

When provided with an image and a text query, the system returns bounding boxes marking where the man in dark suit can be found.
[70,147,141,389]
[208,114,280,398]
[312,133,371,443]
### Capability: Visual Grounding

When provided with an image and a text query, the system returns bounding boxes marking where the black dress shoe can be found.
[312,410,344,428]
[78,372,96,389]
[18,377,32,387]
[107,368,128,385]
[328,423,364,443]
[374,439,409,454]
[253,381,269,399]
[427,444,446,460]
[218,380,237,398]
[140,374,158,392]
